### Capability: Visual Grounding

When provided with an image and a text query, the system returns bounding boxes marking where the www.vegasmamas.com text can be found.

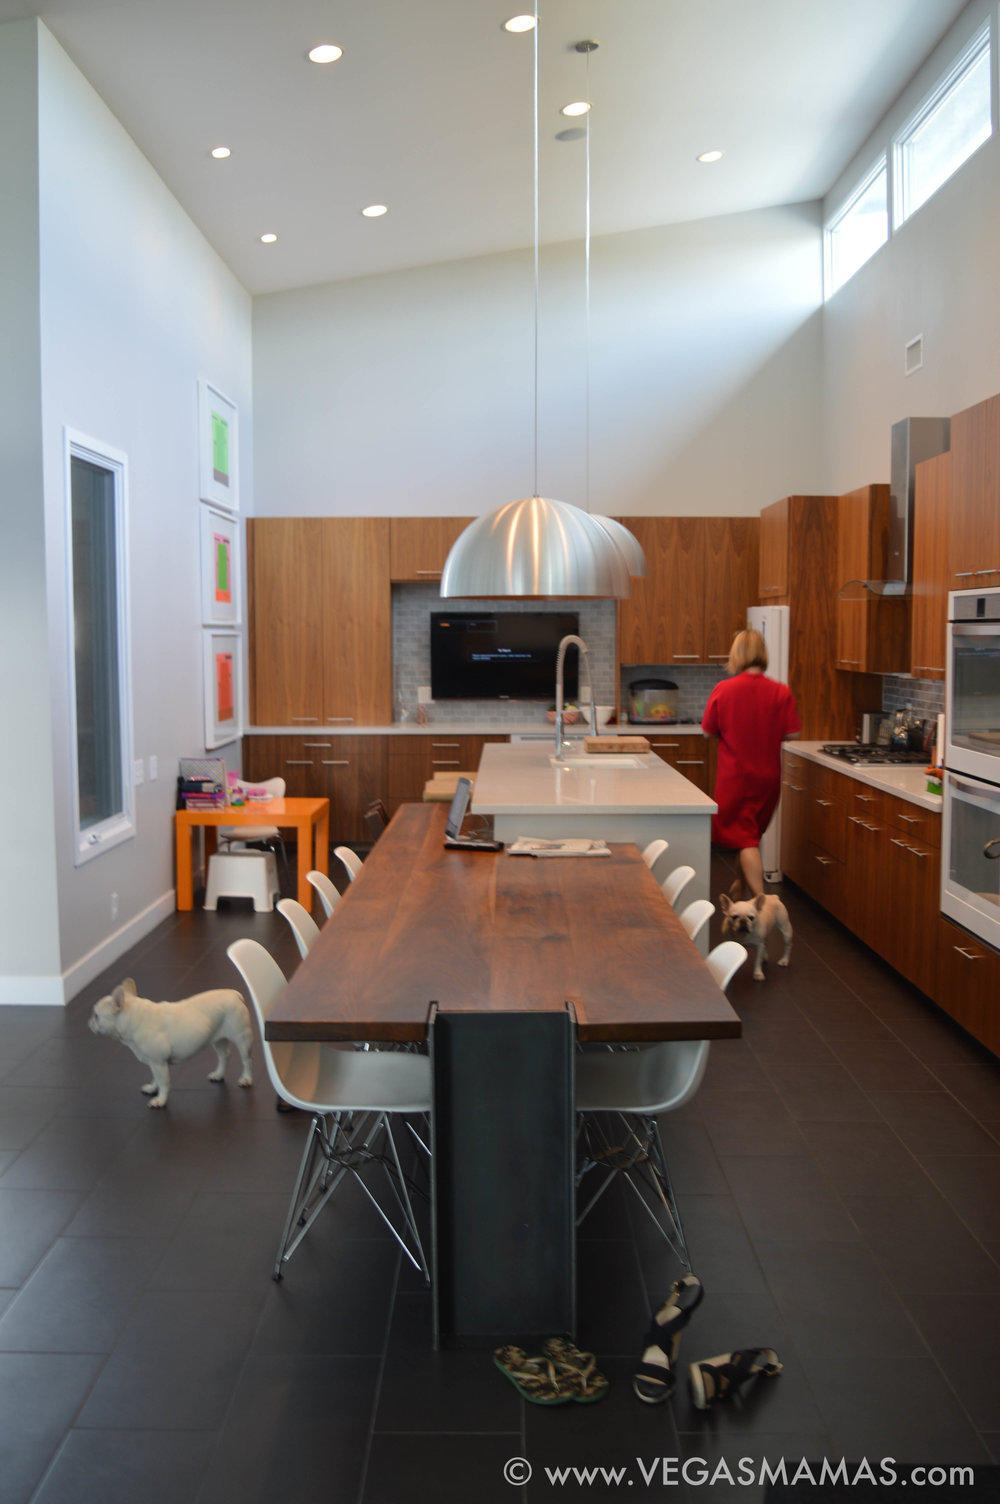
[501,1455,982,1490]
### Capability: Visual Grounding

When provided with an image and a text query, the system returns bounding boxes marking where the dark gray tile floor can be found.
[1,851,999,1503]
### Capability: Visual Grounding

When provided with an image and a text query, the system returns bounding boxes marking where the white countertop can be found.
[787,741,943,814]
[472,739,717,816]
[243,720,708,739]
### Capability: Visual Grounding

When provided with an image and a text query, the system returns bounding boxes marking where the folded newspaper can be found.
[508,836,611,857]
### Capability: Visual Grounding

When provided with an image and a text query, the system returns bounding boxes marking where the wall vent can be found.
[904,334,923,376]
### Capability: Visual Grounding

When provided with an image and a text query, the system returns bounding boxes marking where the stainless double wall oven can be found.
[943,587,1000,950]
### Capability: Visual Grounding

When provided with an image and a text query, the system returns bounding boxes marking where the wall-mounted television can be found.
[430,612,579,700]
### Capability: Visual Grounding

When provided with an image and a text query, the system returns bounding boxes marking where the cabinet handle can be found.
[415,569,443,576]
[908,848,927,859]
[954,571,977,578]
[814,854,834,866]
[431,760,460,767]
[431,742,460,749]
[651,741,681,749]
[672,654,699,660]
[913,665,945,674]
[837,659,862,667]
[291,717,319,723]
[975,568,1000,576]
[954,946,983,960]
[855,795,876,804]
[816,799,834,807]
[302,742,331,749]
[284,760,314,766]
[326,717,355,723]
[677,760,703,766]
[890,837,909,850]
[898,814,920,824]
[321,760,350,767]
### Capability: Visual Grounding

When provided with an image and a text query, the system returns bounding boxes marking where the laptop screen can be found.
[444,776,472,841]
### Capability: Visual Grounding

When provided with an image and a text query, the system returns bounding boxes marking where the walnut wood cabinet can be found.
[644,731,711,793]
[758,497,789,600]
[835,484,909,675]
[618,516,759,667]
[248,518,391,728]
[780,751,1000,1057]
[386,733,506,815]
[389,518,474,582]
[243,734,387,844]
[911,453,951,681]
[949,391,1000,588]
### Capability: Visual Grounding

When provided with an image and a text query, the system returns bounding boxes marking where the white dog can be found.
[719,884,793,982]
[89,977,253,1107]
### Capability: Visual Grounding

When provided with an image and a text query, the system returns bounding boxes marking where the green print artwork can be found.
[211,411,230,487]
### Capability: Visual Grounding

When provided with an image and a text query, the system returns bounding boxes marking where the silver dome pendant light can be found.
[440,7,632,600]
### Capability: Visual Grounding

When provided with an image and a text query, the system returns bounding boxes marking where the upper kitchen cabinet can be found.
[618,517,704,664]
[950,391,1000,587]
[834,484,909,674]
[758,497,789,600]
[911,453,951,680]
[248,517,391,727]
[389,517,474,582]
[703,517,760,664]
[618,517,757,666]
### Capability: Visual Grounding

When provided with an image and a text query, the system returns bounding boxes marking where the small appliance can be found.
[627,679,678,724]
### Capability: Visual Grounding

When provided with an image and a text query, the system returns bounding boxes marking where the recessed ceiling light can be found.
[259,233,278,244]
[308,43,343,64]
[361,204,388,218]
[560,101,591,118]
[503,15,536,32]
[697,150,724,163]
[210,146,231,160]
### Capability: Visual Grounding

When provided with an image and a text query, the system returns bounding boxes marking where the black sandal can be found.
[632,1273,704,1404]
[689,1347,782,1410]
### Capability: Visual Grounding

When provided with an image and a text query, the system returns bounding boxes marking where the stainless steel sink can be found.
[549,753,645,769]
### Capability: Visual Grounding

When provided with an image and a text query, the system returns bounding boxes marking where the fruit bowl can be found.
[547,706,580,724]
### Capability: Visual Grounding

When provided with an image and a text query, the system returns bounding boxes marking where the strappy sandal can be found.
[493,1345,573,1406]
[632,1273,704,1404]
[688,1347,782,1410]
[542,1337,610,1404]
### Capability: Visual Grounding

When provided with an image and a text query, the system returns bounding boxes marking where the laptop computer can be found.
[443,777,502,851]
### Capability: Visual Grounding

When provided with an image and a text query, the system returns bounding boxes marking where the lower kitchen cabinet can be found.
[243,735,387,844]
[645,731,710,792]
[386,734,506,814]
[781,752,999,1058]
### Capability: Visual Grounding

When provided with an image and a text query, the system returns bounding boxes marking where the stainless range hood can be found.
[839,416,951,598]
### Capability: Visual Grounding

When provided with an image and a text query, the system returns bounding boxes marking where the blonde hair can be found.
[728,628,768,675]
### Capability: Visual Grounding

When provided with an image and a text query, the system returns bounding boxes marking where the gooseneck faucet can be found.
[554,634,597,759]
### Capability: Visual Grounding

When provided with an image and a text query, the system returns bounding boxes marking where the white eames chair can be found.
[678,898,715,948]
[276,897,321,961]
[575,939,748,1266]
[334,846,364,884]
[661,864,696,911]
[641,838,670,882]
[306,869,342,920]
[227,938,431,1283]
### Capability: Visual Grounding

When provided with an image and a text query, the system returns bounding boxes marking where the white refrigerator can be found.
[746,604,790,884]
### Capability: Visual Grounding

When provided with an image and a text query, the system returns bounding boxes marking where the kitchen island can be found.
[472,739,717,927]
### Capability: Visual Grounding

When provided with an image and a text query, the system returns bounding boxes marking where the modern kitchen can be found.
[3,2,1000,1501]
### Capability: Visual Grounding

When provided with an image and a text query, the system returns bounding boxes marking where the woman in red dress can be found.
[701,629,800,899]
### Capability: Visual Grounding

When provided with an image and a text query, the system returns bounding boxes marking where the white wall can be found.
[0,21,62,1002]
[819,0,1000,489]
[252,203,824,520]
[0,20,253,1002]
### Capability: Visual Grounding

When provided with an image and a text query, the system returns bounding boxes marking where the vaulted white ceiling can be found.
[1,0,970,295]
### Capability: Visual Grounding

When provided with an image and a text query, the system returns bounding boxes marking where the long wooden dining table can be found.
[266,802,741,1346]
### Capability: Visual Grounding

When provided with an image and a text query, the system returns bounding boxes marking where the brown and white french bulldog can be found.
[719,882,792,982]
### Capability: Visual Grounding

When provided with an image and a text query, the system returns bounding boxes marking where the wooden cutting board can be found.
[583,735,650,754]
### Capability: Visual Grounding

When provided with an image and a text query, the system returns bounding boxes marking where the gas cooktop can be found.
[820,743,929,766]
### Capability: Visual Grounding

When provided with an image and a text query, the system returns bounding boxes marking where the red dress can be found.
[701,671,800,849]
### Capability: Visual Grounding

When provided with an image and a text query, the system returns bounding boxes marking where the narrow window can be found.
[894,23,992,226]
[66,431,134,864]
[824,157,888,298]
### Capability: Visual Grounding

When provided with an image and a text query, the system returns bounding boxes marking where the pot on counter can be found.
[627,679,678,723]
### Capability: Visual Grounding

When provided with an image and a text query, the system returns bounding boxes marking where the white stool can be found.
[204,851,280,913]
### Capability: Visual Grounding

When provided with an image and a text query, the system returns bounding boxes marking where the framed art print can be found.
[200,506,241,625]
[198,379,239,512]
[204,630,243,749]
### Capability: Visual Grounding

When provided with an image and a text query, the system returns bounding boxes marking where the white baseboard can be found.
[61,890,177,1003]
[0,892,178,1007]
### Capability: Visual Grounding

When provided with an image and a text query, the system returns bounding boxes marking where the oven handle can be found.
[985,838,1000,860]
[948,771,1000,800]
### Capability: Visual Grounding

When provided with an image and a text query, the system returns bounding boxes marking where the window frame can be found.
[64,428,135,866]
[892,20,993,228]
[823,153,889,299]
